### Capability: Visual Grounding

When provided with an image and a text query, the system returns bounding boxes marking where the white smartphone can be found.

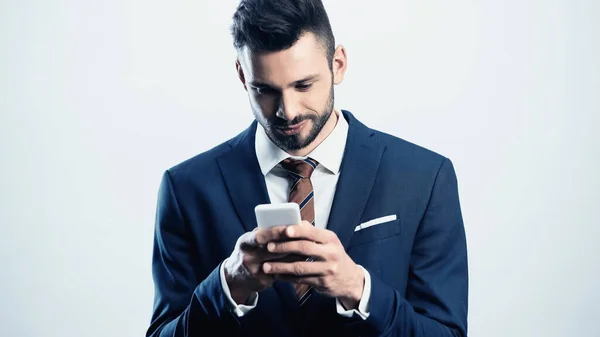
[254,202,302,229]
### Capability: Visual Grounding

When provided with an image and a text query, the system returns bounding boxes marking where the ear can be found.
[236,59,247,91]
[331,45,347,85]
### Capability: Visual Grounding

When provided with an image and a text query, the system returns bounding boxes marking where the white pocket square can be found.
[354,215,397,232]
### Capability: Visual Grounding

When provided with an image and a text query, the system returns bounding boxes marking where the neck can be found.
[287,109,339,157]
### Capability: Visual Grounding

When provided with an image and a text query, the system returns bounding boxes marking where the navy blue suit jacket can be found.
[146,110,468,337]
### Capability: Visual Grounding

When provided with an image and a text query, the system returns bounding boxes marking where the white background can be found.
[1,0,599,336]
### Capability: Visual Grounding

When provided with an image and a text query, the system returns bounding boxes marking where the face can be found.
[236,32,347,155]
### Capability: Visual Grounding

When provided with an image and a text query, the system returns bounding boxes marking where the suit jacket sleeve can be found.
[146,170,246,337]
[341,158,469,336]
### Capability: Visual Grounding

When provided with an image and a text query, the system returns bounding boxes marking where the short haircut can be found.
[230,0,336,66]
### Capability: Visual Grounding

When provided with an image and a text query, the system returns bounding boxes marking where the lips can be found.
[275,120,308,136]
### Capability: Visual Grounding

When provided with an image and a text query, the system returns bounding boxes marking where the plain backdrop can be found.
[1,0,599,336]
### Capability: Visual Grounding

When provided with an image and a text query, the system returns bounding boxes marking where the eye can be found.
[296,83,312,91]
[252,87,270,95]
[253,86,276,95]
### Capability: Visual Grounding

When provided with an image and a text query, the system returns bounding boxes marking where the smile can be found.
[275,120,308,136]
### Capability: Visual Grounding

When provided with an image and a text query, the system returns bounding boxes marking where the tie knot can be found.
[281,157,318,179]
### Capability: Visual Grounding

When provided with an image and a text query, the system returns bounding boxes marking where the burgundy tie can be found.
[280,157,318,304]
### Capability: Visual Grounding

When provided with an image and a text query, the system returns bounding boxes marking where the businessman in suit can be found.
[146,0,468,336]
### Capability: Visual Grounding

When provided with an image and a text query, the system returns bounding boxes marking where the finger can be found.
[283,223,334,244]
[239,239,290,258]
[255,225,290,245]
[266,240,326,259]
[239,250,289,270]
[262,261,329,276]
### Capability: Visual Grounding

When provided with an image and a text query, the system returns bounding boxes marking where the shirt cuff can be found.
[219,258,259,317]
[335,265,371,319]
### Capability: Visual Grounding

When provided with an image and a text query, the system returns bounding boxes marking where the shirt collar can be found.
[255,108,348,175]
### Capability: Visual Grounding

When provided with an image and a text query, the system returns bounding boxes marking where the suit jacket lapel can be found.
[326,110,386,249]
[217,121,270,233]
[300,110,386,323]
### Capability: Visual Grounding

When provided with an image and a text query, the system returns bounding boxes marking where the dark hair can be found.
[231,0,335,66]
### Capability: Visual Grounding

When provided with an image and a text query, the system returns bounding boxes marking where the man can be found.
[146,0,468,336]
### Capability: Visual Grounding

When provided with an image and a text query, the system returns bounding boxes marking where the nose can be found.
[276,90,301,121]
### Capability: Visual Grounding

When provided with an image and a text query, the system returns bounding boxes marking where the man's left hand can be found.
[261,221,365,309]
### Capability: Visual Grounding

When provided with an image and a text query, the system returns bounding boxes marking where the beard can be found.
[257,84,334,152]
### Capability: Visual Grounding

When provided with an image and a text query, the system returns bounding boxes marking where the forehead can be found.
[240,33,329,84]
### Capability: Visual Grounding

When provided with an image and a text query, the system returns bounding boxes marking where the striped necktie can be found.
[280,157,318,304]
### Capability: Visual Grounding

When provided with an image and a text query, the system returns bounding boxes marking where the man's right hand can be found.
[223,225,291,304]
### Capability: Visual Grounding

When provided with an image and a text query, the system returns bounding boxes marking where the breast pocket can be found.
[348,215,402,247]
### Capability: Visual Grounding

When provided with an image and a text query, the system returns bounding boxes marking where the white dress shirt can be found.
[219,109,371,319]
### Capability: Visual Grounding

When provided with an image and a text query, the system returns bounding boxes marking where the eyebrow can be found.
[249,74,321,88]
